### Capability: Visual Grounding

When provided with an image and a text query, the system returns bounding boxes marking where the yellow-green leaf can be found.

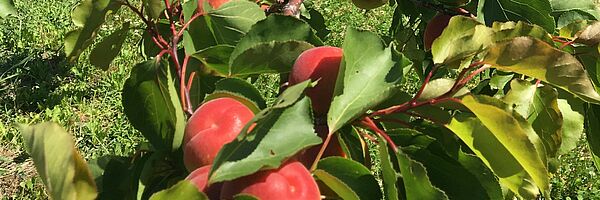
[21,122,97,200]
[484,36,600,104]
[446,94,549,197]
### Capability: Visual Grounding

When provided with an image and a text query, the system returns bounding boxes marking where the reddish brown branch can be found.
[180,55,191,111]
[360,117,398,153]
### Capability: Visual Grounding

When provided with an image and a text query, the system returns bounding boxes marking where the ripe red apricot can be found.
[220,161,320,200]
[296,125,346,167]
[186,166,223,199]
[183,97,254,171]
[289,46,343,117]
[423,13,452,50]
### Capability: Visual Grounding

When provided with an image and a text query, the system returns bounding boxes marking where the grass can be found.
[0,0,598,199]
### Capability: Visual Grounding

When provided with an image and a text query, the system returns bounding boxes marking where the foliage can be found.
[4,0,600,199]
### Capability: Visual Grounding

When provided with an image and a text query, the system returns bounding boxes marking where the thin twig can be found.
[360,117,398,152]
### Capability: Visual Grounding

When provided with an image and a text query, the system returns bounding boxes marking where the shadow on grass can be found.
[0,50,75,113]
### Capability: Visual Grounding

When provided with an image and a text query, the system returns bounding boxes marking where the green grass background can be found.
[0,0,598,199]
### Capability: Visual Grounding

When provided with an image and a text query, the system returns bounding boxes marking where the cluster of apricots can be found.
[183,45,346,199]
[181,0,457,198]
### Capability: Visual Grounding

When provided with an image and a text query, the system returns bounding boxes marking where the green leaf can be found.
[91,155,149,199]
[181,57,222,110]
[183,0,265,54]
[144,0,165,20]
[314,157,382,200]
[208,96,321,183]
[191,45,235,76]
[491,21,553,44]
[140,21,171,58]
[446,94,549,197]
[122,60,186,152]
[502,79,562,158]
[66,0,121,61]
[431,16,495,65]
[489,71,514,90]
[388,128,503,199]
[149,180,208,200]
[20,122,97,200]
[233,194,259,200]
[556,11,596,29]
[89,22,130,70]
[377,136,399,200]
[337,126,370,167]
[227,14,322,76]
[230,41,315,76]
[417,78,469,101]
[477,0,555,32]
[404,145,499,199]
[396,148,448,199]
[585,103,600,171]
[328,28,411,133]
[559,20,593,39]
[484,37,600,104]
[455,149,504,199]
[556,99,585,155]
[138,152,188,199]
[0,0,16,18]
[550,0,600,20]
[204,78,266,113]
[300,7,330,41]
[313,170,359,200]
[230,14,322,62]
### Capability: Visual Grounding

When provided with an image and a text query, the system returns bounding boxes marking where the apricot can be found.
[289,46,343,117]
[183,97,254,171]
[186,166,223,199]
[296,125,346,167]
[220,161,320,200]
[423,13,452,50]
[351,0,387,10]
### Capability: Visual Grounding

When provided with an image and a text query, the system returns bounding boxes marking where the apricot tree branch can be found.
[360,117,398,152]
[370,61,487,118]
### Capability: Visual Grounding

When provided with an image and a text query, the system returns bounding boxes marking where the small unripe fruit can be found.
[423,13,452,50]
[289,46,343,117]
[183,97,254,171]
[220,161,321,200]
[296,125,346,167]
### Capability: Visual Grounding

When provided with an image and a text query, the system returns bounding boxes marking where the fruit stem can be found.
[144,0,204,115]
[412,65,438,102]
[180,55,191,111]
[176,11,205,38]
[310,131,333,171]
